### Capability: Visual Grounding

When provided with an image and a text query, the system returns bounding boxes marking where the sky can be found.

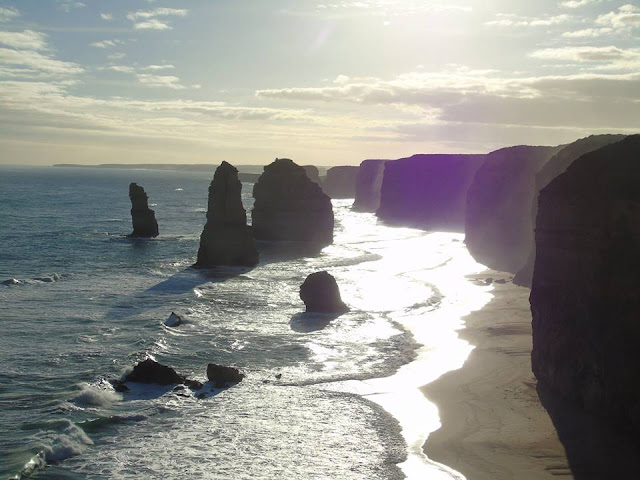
[0,0,638,166]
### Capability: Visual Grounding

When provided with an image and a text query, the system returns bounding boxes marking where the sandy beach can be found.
[422,271,573,480]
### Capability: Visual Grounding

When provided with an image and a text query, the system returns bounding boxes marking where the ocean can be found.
[0,166,490,480]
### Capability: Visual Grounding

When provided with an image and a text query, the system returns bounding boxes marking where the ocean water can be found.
[0,166,490,480]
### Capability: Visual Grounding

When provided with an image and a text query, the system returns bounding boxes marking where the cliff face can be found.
[322,166,359,199]
[465,145,562,273]
[352,159,388,212]
[128,183,159,238]
[530,135,640,432]
[377,154,485,232]
[252,158,334,245]
[514,135,627,286]
[194,161,258,267]
[302,165,321,185]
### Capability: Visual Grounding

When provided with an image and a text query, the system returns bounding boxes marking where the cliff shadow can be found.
[537,382,640,479]
[256,241,326,266]
[289,311,344,333]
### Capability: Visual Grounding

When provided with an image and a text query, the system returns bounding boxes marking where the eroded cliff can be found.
[352,159,388,212]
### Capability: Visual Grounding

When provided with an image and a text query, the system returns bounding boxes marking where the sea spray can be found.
[42,420,93,463]
[72,383,121,408]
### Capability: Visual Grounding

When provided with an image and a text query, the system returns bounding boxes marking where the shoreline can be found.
[421,270,572,479]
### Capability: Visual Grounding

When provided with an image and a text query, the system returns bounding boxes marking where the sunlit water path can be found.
[0,167,490,480]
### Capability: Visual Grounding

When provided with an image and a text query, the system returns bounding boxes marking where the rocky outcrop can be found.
[252,158,334,245]
[322,166,359,199]
[124,359,184,385]
[207,363,244,388]
[352,159,388,212]
[302,165,321,185]
[377,154,485,231]
[164,312,183,327]
[465,145,562,273]
[530,135,640,432]
[194,161,258,268]
[128,183,159,238]
[300,271,349,313]
[513,135,627,286]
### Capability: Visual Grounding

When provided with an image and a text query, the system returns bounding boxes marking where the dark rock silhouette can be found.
[127,183,159,238]
[124,359,183,385]
[322,166,359,198]
[377,154,485,231]
[194,161,258,268]
[302,165,322,185]
[513,134,627,286]
[530,135,640,433]
[300,271,349,313]
[164,312,183,327]
[352,159,388,212]
[206,363,244,388]
[465,145,562,273]
[2,278,20,286]
[252,158,334,245]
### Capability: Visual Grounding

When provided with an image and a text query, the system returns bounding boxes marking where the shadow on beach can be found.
[537,383,640,479]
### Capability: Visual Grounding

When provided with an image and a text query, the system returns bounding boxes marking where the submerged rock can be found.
[322,166,359,199]
[513,134,627,286]
[164,312,183,327]
[465,145,562,273]
[530,135,640,432]
[124,359,183,385]
[300,271,349,313]
[194,161,258,268]
[352,159,388,212]
[252,158,334,245]
[2,278,21,286]
[377,154,485,231]
[128,183,159,238]
[206,363,244,388]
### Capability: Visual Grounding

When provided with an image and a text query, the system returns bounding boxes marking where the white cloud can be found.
[560,0,599,8]
[58,1,86,13]
[596,4,640,29]
[126,8,188,30]
[100,13,114,21]
[562,27,613,37]
[90,39,123,49]
[283,1,472,18]
[0,47,83,75]
[136,73,186,89]
[142,64,175,71]
[485,13,571,27]
[134,19,172,30]
[108,65,135,74]
[107,52,126,60]
[0,7,19,22]
[0,31,48,51]
[530,45,640,65]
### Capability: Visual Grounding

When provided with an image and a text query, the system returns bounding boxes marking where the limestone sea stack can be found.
[513,134,627,286]
[352,159,388,212]
[302,165,322,185]
[464,145,562,273]
[377,154,485,231]
[252,158,334,245]
[194,161,258,268]
[128,183,159,238]
[530,134,640,432]
[322,166,359,199]
[300,271,349,313]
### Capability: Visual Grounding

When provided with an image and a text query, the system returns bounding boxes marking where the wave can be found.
[72,383,121,408]
[2,273,71,286]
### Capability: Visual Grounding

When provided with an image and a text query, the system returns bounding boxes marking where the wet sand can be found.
[422,271,573,480]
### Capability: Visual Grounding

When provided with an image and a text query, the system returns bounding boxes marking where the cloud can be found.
[142,64,175,71]
[560,0,600,8]
[562,27,613,37]
[530,45,640,65]
[108,65,135,73]
[89,39,123,49]
[126,8,188,30]
[58,1,86,13]
[0,47,83,75]
[596,4,640,29]
[0,30,48,50]
[283,1,472,18]
[0,7,19,22]
[485,13,572,27]
[107,52,126,60]
[136,73,186,89]
[100,13,113,21]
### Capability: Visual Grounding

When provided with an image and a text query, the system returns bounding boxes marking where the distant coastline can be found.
[53,163,330,176]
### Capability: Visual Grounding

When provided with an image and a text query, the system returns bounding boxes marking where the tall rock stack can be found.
[252,158,334,245]
[194,161,258,268]
[128,183,159,238]
[322,166,359,199]
[530,135,640,432]
[352,159,388,212]
[377,154,485,232]
[464,145,562,273]
[513,134,627,286]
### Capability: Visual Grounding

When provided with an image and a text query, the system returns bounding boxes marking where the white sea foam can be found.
[43,420,93,463]
[72,383,121,407]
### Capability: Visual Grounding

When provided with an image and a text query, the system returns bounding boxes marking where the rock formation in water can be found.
[194,161,258,268]
[299,271,349,313]
[513,134,627,286]
[322,166,359,199]
[124,359,184,385]
[207,363,244,388]
[302,165,322,185]
[352,159,388,212]
[530,135,640,432]
[252,158,334,245]
[128,183,159,238]
[464,145,563,273]
[377,154,485,231]
[164,312,183,327]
